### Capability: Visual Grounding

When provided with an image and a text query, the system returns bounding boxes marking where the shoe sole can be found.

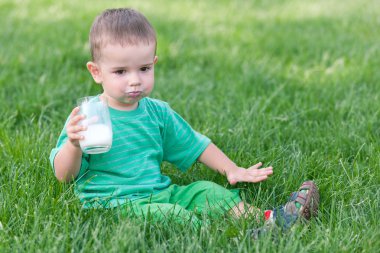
[299,180,320,220]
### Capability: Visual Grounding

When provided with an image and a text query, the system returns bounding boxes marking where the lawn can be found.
[0,0,379,252]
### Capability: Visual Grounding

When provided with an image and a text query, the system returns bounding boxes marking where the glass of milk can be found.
[77,96,113,154]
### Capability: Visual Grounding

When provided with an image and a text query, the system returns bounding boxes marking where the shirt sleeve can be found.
[162,104,211,171]
[49,117,90,179]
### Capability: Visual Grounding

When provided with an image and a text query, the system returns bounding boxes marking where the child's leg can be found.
[229,201,262,219]
[169,181,242,218]
[133,202,203,230]
[123,188,203,230]
[269,181,319,228]
[252,181,320,235]
[232,181,320,239]
[120,182,238,230]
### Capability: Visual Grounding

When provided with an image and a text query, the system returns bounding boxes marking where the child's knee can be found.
[193,180,223,192]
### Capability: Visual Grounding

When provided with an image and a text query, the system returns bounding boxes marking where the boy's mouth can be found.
[126,91,142,98]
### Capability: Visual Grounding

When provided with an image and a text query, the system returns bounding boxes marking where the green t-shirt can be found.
[50,97,211,208]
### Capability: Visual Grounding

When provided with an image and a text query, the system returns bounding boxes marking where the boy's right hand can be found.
[66,107,87,148]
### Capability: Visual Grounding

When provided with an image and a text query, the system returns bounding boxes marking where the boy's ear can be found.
[153,56,158,64]
[86,61,102,83]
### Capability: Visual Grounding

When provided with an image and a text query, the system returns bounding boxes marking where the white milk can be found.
[79,124,112,154]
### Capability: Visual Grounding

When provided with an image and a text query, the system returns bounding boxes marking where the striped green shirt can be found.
[50,97,211,208]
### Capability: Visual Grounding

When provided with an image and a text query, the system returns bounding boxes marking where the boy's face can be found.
[87,41,157,110]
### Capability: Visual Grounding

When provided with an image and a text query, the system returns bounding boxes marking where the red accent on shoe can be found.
[264,210,272,220]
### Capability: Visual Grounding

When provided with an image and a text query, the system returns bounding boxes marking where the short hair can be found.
[89,8,156,62]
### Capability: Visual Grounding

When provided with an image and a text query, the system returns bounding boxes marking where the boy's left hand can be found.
[226,162,273,185]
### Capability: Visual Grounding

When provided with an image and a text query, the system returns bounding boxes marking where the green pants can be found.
[122,181,241,229]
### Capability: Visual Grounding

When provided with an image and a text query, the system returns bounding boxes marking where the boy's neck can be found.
[110,103,139,111]
[100,94,140,111]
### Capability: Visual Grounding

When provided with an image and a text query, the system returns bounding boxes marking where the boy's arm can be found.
[198,143,273,185]
[54,107,86,183]
[54,142,83,183]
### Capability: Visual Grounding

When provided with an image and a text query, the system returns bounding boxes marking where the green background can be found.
[0,0,379,252]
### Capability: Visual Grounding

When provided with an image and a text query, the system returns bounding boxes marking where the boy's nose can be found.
[128,72,141,86]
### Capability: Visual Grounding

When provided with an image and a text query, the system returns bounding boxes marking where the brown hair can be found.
[89,8,156,62]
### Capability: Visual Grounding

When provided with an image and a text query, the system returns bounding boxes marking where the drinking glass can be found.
[77,96,113,154]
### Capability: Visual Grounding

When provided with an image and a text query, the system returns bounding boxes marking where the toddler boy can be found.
[50,8,319,232]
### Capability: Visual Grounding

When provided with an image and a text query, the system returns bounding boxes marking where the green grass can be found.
[1,0,379,252]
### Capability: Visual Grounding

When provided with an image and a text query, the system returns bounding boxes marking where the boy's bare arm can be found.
[54,142,83,182]
[54,107,86,183]
[198,143,273,185]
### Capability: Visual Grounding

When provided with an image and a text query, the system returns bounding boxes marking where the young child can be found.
[50,8,319,232]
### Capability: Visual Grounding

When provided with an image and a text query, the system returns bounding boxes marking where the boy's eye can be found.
[140,66,151,72]
[114,70,126,75]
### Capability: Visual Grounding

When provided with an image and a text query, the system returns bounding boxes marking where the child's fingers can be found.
[260,166,273,174]
[249,162,263,170]
[248,163,273,173]
[244,167,272,182]
[70,114,85,125]
[68,132,84,140]
[70,107,84,120]
[254,175,269,182]
[262,168,273,176]
[70,106,80,117]
[250,168,272,177]
[67,124,87,134]
[246,173,270,183]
